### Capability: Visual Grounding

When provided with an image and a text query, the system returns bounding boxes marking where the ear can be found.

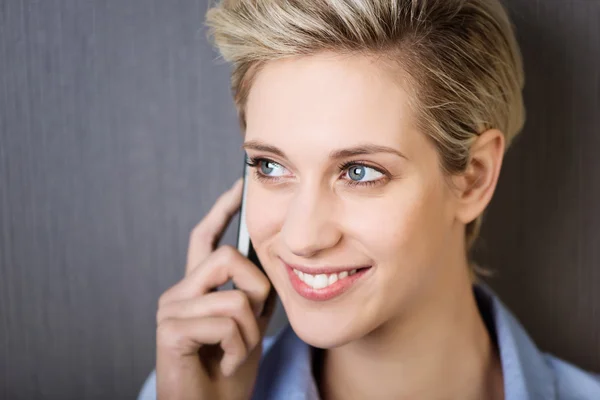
[451,129,505,225]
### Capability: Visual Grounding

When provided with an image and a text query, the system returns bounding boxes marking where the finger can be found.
[157,290,261,350]
[159,245,269,310]
[176,246,271,316]
[185,178,244,275]
[156,316,247,377]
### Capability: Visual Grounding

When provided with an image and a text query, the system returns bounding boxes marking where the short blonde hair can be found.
[205,0,525,279]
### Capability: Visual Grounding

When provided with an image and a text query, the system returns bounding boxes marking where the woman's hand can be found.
[156,178,276,400]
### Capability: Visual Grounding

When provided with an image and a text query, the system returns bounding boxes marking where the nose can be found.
[280,184,342,258]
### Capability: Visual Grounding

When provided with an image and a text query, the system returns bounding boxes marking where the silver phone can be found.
[237,159,264,272]
[235,158,276,318]
[236,158,264,273]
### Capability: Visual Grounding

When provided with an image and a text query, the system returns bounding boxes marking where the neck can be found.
[314,266,504,400]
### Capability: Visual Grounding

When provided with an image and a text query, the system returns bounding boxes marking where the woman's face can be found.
[244,52,463,348]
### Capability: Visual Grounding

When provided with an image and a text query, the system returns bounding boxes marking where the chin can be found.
[286,309,367,349]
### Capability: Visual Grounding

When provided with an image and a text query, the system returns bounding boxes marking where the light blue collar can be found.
[475,282,555,399]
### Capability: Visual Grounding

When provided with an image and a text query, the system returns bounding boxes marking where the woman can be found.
[139,0,600,399]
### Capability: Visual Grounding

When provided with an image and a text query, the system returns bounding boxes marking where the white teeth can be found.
[313,274,329,289]
[303,273,314,286]
[294,268,359,289]
[328,274,338,285]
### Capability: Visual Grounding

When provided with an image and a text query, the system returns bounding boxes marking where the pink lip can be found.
[284,261,372,301]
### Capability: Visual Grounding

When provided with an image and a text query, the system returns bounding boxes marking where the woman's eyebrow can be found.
[242,140,408,161]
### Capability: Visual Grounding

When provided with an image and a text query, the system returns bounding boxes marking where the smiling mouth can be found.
[290,266,371,289]
[284,260,373,301]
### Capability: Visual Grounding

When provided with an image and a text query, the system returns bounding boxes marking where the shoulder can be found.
[543,354,600,399]
[136,334,285,400]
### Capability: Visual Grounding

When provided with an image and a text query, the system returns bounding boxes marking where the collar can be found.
[475,282,555,399]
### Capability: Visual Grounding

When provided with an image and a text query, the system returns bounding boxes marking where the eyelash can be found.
[244,156,388,187]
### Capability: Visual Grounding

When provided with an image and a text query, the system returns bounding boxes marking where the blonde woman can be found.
[139,1,600,399]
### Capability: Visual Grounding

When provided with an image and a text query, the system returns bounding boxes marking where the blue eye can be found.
[345,165,383,182]
[246,157,288,177]
[258,160,286,176]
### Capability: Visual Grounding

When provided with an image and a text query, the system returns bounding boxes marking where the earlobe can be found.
[454,129,505,225]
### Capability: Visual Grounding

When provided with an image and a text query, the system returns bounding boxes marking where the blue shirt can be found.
[138,283,600,399]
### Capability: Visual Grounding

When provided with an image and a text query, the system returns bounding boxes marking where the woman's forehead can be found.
[244,53,418,156]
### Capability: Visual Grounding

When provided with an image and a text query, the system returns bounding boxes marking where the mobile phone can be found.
[236,158,264,273]
[235,157,281,324]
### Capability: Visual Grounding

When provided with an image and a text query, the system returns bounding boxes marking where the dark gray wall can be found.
[0,1,598,399]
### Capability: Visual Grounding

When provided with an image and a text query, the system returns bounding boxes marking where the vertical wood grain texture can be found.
[0,0,598,399]
[0,1,245,399]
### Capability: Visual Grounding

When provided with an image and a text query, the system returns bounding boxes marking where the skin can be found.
[241,51,506,400]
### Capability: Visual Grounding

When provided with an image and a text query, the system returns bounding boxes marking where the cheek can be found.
[344,180,448,266]
[245,183,286,247]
